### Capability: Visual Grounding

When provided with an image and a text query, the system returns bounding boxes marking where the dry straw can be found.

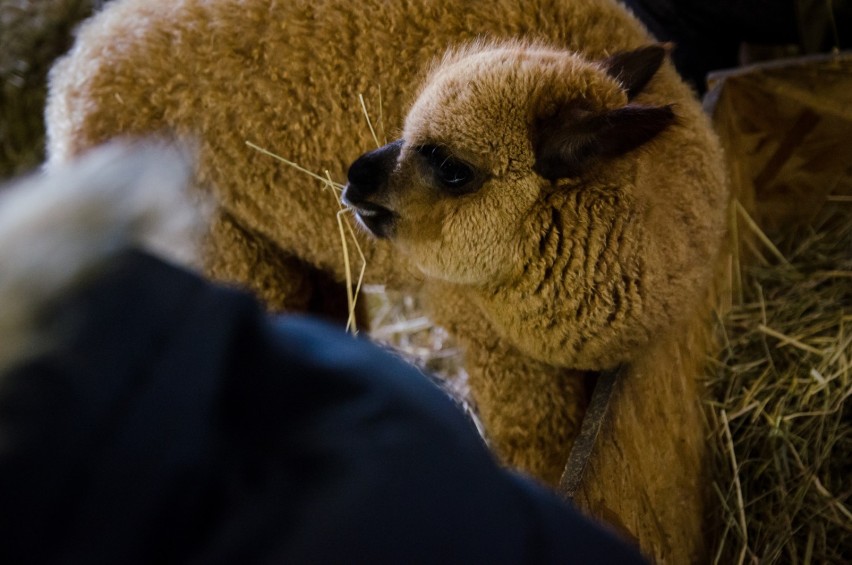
[706,201,851,564]
[245,92,393,334]
[246,139,366,334]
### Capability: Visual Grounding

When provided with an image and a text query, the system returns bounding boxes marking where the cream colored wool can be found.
[0,140,202,372]
[46,1,728,561]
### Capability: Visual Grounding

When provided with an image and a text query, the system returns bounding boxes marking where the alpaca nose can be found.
[343,139,402,239]
[344,139,402,203]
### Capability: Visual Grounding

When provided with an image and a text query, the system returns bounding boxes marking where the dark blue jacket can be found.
[0,251,646,564]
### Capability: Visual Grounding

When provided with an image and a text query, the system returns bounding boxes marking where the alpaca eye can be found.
[436,158,472,188]
[416,145,476,193]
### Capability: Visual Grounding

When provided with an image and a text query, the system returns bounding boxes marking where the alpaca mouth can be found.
[341,196,396,239]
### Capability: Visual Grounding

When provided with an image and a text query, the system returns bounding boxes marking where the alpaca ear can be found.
[601,44,669,99]
[532,104,675,180]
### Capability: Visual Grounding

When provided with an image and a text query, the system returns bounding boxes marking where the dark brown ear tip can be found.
[603,44,669,99]
[637,44,667,70]
[659,42,675,55]
[663,104,678,125]
[642,43,673,57]
[660,103,676,118]
[642,104,678,132]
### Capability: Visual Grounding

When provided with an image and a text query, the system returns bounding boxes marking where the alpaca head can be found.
[343,42,674,288]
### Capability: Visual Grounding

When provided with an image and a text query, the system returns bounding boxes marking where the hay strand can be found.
[720,409,753,565]
[358,93,381,150]
[327,169,367,335]
[245,141,365,335]
[735,199,790,267]
[757,324,824,355]
[377,87,387,145]
[245,141,345,190]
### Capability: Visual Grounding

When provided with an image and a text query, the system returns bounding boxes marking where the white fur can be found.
[0,140,206,372]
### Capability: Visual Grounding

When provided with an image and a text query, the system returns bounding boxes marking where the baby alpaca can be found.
[345,43,717,371]
[343,42,726,503]
[46,0,728,561]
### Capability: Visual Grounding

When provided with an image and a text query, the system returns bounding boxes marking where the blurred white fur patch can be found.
[0,139,208,372]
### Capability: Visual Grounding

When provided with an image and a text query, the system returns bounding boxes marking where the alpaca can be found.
[45,0,728,560]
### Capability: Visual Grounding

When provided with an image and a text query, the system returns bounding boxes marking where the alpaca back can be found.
[46,0,661,286]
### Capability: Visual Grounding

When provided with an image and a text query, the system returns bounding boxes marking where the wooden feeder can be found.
[707,52,852,233]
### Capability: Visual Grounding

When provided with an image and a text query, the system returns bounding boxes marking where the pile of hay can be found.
[706,202,852,563]
[364,286,482,431]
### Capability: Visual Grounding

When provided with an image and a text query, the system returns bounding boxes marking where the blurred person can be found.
[0,142,647,564]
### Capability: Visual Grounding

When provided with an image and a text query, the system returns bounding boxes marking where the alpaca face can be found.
[344,43,673,287]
